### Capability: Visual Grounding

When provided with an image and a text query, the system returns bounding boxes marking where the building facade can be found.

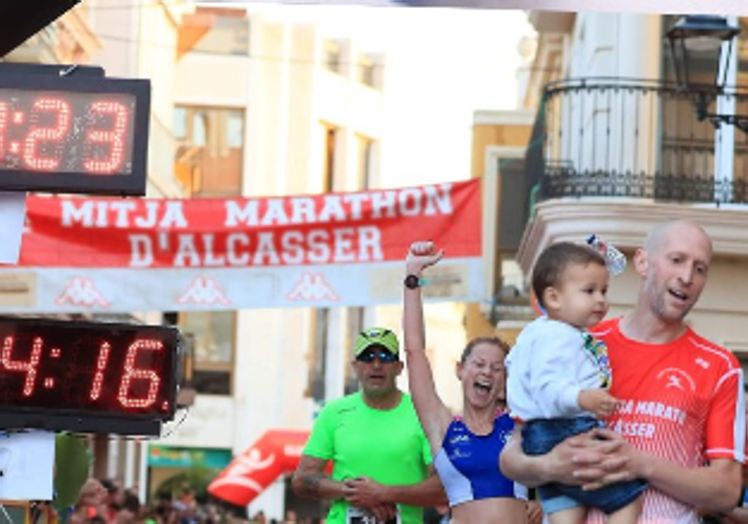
[160,6,391,519]
[509,12,748,361]
[2,4,483,517]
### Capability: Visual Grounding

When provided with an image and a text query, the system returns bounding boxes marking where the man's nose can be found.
[678,265,695,285]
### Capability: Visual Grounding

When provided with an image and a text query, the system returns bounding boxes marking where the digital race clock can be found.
[0,316,180,436]
[0,64,150,196]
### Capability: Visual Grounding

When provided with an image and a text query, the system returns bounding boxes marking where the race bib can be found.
[345,506,401,524]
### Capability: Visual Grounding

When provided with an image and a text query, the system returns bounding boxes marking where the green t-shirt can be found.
[303,391,432,524]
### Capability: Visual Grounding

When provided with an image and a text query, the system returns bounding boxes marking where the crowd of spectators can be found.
[61,479,321,524]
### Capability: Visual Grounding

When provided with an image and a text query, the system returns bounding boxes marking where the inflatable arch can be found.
[208,429,311,506]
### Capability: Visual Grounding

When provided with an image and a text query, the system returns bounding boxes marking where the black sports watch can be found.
[404,274,421,289]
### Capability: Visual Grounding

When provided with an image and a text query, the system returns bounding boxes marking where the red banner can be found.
[19,179,481,269]
[0,179,485,312]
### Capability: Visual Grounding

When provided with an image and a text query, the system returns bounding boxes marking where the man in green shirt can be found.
[292,327,445,524]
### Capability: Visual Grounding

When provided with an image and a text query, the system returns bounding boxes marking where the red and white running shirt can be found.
[587,318,745,524]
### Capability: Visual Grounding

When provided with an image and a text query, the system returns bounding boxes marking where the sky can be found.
[368,8,535,186]
[241,3,535,187]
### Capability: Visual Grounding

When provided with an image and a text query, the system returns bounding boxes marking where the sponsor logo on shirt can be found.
[450,434,470,445]
[656,367,695,392]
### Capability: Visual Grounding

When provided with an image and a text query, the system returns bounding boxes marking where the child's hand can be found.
[406,241,444,274]
[578,388,618,418]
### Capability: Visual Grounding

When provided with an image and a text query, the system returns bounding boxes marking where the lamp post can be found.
[665,14,746,131]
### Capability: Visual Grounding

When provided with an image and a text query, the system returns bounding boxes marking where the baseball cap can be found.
[355,328,400,358]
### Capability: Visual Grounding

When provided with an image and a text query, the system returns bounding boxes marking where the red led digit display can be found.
[85,101,130,173]
[0,69,149,196]
[0,317,178,424]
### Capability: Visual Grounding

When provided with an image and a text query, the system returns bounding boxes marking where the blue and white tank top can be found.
[433,412,527,507]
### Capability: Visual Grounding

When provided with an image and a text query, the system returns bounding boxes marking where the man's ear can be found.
[542,287,561,312]
[633,248,648,276]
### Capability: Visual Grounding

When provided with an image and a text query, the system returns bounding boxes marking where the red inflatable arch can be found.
[208,429,310,506]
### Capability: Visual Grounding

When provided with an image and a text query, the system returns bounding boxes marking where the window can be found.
[322,124,338,191]
[324,40,342,73]
[306,308,329,402]
[178,311,236,395]
[173,106,245,197]
[356,134,374,189]
[734,20,748,187]
[358,54,376,87]
[344,308,365,395]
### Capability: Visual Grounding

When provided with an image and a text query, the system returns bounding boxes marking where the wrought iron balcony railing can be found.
[526,77,748,206]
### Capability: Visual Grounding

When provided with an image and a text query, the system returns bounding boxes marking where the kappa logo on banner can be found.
[177,276,231,306]
[55,277,109,308]
[286,273,339,302]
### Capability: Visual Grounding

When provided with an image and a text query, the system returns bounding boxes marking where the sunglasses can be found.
[356,349,399,363]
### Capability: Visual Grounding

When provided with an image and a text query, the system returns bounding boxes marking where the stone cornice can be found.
[517,198,748,274]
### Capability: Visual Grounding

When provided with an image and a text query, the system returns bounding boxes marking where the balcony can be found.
[526,77,748,207]
[517,76,748,290]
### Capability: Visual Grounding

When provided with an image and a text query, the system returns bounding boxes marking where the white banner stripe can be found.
[0,257,485,313]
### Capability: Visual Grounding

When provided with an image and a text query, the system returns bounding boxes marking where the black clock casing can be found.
[0,316,180,435]
[0,66,150,196]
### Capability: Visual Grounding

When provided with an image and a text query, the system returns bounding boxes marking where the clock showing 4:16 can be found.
[0,316,179,423]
